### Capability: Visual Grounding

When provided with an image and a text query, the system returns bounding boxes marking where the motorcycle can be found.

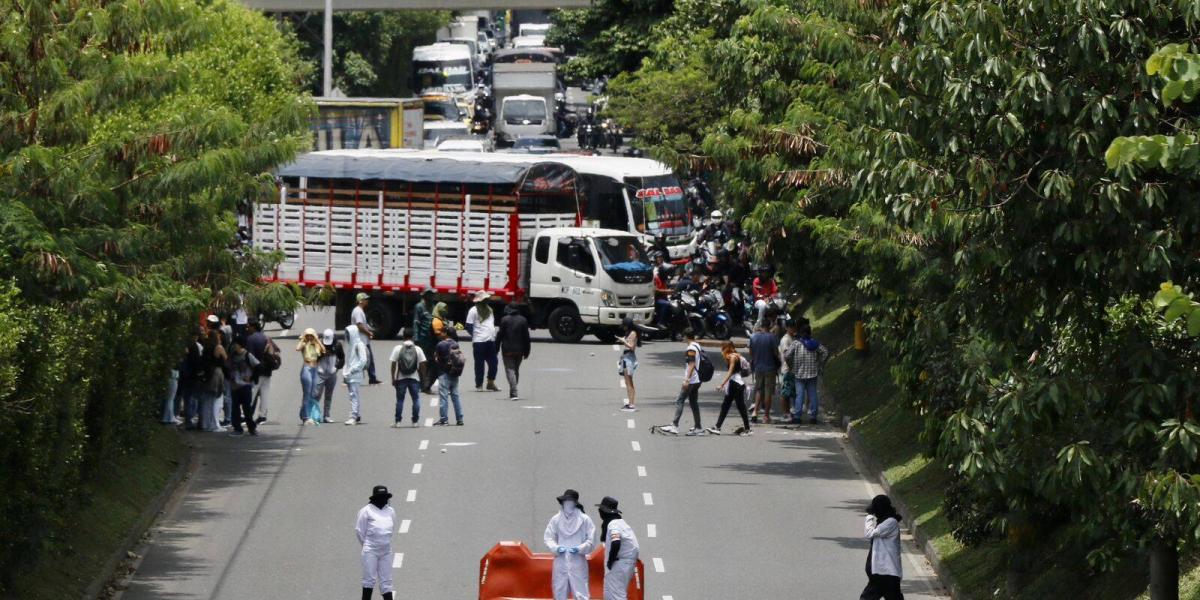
[695,288,733,340]
[640,291,690,342]
[744,295,792,337]
[258,308,295,330]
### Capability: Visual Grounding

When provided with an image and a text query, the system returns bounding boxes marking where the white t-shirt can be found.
[388,341,426,380]
[778,333,794,374]
[465,307,497,343]
[683,342,702,385]
[351,306,371,334]
[606,518,640,563]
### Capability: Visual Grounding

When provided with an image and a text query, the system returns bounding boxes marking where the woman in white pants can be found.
[597,496,639,600]
[544,489,595,599]
[356,485,396,600]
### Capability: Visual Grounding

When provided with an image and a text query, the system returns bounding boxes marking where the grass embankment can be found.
[804,297,1198,600]
[6,425,186,600]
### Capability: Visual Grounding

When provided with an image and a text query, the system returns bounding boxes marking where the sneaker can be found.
[220,420,230,427]
[735,427,752,436]
[621,404,637,412]
[323,417,335,424]
[255,416,267,424]
[412,421,420,427]
[344,418,357,425]
[248,430,258,436]
[510,395,519,401]
[392,421,403,428]
[658,424,679,435]
[368,379,382,385]
[229,429,244,437]
[305,418,317,426]
[456,420,464,426]
[486,381,501,392]
[705,427,722,435]
[475,386,484,392]
[434,420,449,426]
[685,427,707,436]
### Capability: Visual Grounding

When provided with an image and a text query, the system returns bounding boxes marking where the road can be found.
[120,308,945,600]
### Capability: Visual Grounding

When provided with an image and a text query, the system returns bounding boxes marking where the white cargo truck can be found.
[254,150,659,342]
[492,62,557,145]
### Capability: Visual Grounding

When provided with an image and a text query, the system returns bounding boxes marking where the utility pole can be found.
[322,0,332,96]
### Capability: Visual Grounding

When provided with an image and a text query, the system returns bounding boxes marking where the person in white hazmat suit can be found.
[544,489,596,599]
[356,485,397,600]
[596,496,640,600]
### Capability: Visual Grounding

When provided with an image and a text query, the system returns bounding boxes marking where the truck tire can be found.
[366,297,401,340]
[548,305,585,343]
[592,327,619,344]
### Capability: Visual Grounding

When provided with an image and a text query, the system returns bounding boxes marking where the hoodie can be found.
[496,304,531,357]
[343,326,369,384]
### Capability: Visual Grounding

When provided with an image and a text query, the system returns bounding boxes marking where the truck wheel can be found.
[277,312,295,330]
[548,306,585,343]
[366,298,401,340]
[592,327,619,344]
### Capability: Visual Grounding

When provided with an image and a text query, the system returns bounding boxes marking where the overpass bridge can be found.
[246,0,589,10]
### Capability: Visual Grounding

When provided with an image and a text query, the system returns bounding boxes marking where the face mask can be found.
[562,501,577,516]
[371,497,388,509]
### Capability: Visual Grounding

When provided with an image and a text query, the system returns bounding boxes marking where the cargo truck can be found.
[492,62,557,146]
[311,97,424,151]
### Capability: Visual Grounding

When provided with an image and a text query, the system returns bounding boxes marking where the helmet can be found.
[710,210,723,220]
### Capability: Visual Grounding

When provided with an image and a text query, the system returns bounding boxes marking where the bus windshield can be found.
[413,60,473,94]
[626,175,689,239]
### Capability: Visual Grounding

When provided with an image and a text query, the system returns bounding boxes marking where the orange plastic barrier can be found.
[479,541,645,600]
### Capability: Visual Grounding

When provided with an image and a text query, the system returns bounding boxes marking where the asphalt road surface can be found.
[120,308,945,600]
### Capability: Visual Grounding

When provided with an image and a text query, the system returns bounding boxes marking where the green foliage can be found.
[1156,282,1200,337]
[548,0,677,80]
[0,0,310,589]
[1106,44,1200,171]
[286,11,450,97]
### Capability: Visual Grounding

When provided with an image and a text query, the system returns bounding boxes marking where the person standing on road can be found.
[356,485,397,600]
[596,496,639,600]
[314,328,343,423]
[344,324,370,425]
[465,291,500,392]
[433,325,465,426]
[778,323,796,420]
[707,341,752,436]
[618,318,639,411]
[748,323,782,424]
[496,303,531,400]
[413,289,437,393]
[295,328,324,425]
[861,494,904,600]
[660,333,704,435]
[544,489,595,600]
[389,329,426,428]
[199,325,227,432]
[352,293,383,385]
[225,339,259,436]
[180,330,204,429]
[244,318,276,424]
[785,324,830,425]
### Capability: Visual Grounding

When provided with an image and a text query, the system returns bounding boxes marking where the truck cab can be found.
[526,227,655,342]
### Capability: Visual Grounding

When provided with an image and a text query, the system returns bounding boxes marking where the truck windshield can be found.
[424,99,464,120]
[594,236,652,283]
[503,99,547,123]
[626,175,690,239]
[413,60,473,93]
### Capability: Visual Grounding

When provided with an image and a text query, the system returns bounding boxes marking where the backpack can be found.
[738,355,751,378]
[695,345,715,382]
[261,339,282,373]
[443,341,467,377]
[397,344,419,375]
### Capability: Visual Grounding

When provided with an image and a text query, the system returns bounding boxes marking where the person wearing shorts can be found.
[748,323,782,423]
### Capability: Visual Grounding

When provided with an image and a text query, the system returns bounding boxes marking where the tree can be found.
[0,0,311,589]
[547,0,676,81]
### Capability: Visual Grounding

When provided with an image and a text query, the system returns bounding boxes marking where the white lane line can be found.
[412,463,422,474]
[424,417,434,427]
[419,439,429,450]
[631,441,641,452]
[442,442,477,446]
[652,557,665,573]
[521,405,545,409]
[663,596,674,600]
[393,553,404,568]
[430,396,438,407]
[637,466,647,477]
[647,523,657,538]
[399,519,411,534]
[642,492,653,506]
[611,344,621,352]
[626,419,635,429]
[619,379,626,388]
[406,489,417,502]
[281,329,291,337]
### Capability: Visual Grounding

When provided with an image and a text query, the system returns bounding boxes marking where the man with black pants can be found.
[660,334,703,435]
[495,303,531,400]
[243,318,272,424]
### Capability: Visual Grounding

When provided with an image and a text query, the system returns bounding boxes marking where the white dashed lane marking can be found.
[619,379,626,388]
[424,417,434,427]
[627,419,635,429]
[406,489,417,502]
[637,466,646,477]
[631,441,641,452]
[412,463,422,474]
[392,553,404,568]
[429,396,438,407]
[418,440,429,451]
[647,524,656,538]
[663,596,674,600]
[399,519,411,534]
[642,492,653,506]
[653,557,665,573]
[611,344,621,352]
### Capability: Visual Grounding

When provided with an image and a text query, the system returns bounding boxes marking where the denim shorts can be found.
[619,352,638,375]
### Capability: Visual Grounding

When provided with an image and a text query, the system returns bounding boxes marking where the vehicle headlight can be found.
[600,291,616,307]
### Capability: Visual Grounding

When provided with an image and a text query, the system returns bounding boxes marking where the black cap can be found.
[370,485,393,500]
[556,489,580,504]
[596,496,621,515]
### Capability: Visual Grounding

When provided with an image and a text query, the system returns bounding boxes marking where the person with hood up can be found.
[356,485,397,600]
[431,301,451,339]
[314,328,343,423]
[861,494,904,600]
[784,324,830,424]
[226,339,260,436]
[596,497,639,600]
[544,489,596,599]
[465,290,500,392]
[412,289,437,393]
[295,328,325,425]
[343,324,370,425]
[495,303,531,400]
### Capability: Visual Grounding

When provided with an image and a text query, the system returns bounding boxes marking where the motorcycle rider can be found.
[752,267,780,327]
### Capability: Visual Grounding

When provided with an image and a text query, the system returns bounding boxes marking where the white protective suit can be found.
[356,503,396,594]
[544,506,596,599]
[603,518,640,600]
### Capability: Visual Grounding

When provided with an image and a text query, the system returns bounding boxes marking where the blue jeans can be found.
[438,373,463,422]
[794,377,819,420]
[300,365,321,422]
[394,379,421,423]
[162,369,179,423]
[473,340,498,388]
